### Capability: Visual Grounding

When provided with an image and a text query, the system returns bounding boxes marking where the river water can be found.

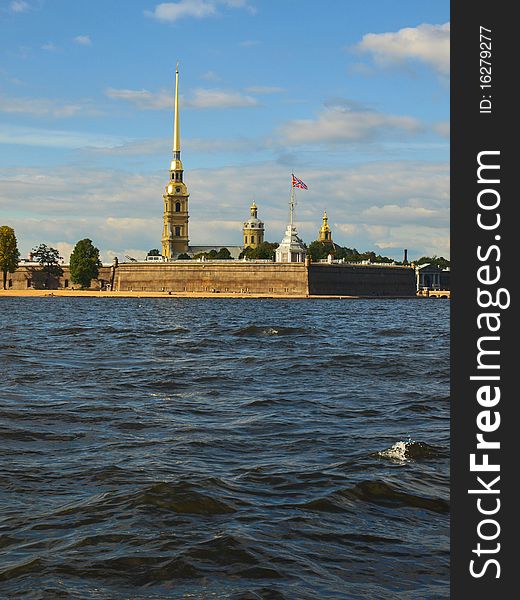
[0,297,449,599]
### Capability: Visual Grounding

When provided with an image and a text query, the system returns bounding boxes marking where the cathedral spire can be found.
[162,63,189,259]
[173,63,180,160]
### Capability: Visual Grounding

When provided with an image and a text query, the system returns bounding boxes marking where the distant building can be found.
[243,202,264,249]
[415,263,450,291]
[275,186,306,263]
[318,210,333,243]
[275,224,306,263]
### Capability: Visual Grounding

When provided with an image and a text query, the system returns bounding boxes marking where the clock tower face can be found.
[166,182,187,196]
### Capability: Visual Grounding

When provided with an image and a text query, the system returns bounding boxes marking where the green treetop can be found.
[415,255,450,269]
[0,225,20,290]
[31,244,64,289]
[69,239,102,289]
[239,241,279,260]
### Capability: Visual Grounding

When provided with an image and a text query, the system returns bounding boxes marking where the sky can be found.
[0,0,450,263]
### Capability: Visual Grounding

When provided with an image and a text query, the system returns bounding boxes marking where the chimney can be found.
[403,249,408,264]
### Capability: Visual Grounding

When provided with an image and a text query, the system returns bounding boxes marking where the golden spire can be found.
[318,209,333,242]
[162,62,189,259]
[173,63,180,156]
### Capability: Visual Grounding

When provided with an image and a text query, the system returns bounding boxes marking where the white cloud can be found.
[1,160,448,261]
[55,242,75,262]
[87,138,168,156]
[0,124,125,149]
[0,95,100,118]
[356,22,450,75]
[335,223,357,236]
[361,204,444,227]
[187,88,258,108]
[41,42,58,52]
[9,0,29,13]
[145,0,255,22]
[105,87,172,110]
[146,0,216,21]
[184,137,263,153]
[245,85,284,94]
[74,35,92,46]
[200,70,221,82]
[105,86,258,110]
[434,121,450,138]
[279,102,421,144]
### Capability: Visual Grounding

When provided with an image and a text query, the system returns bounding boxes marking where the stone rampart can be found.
[114,261,308,295]
[308,263,416,296]
[5,265,113,290]
[5,261,416,297]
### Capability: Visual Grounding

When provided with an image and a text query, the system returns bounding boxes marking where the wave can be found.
[374,327,408,337]
[350,480,450,513]
[376,440,446,462]
[131,481,236,515]
[297,479,449,514]
[233,325,310,337]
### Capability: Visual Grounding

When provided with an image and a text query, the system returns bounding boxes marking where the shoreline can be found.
[0,289,433,300]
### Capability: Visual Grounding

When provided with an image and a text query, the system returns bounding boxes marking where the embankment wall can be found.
[5,265,113,291]
[308,264,415,296]
[5,262,416,297]
[114,262,308,295]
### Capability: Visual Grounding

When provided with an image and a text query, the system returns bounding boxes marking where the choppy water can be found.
[0,298,449,599]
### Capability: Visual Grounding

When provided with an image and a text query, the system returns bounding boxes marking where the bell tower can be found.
[162,64,189,258]
[318,210,333,243]
[243,202,264,249]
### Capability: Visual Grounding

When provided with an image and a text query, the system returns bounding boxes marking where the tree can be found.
[415,255,450,269]
[307,241,335,261]
[31,244,63,289]
[239,241,279,260]
[148,249,161,256]
[0,225,20,290]
[177,252,191,260]
[69,239,102,289]
[216,247,232,259]
[192,247,232,260]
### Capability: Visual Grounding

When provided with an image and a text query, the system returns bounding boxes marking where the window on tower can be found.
[175,202,181,212]
[175,226,181,236]
[251,236,255,244]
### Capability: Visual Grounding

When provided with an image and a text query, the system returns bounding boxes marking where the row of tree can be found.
[0,225,102,290]
[306,241,451,268]
[148,247,234,260]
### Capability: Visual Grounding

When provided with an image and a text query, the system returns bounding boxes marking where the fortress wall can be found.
[5,266,113,290]
[115,262,309,295]
[308,264,416,296]
[5,262,416,296]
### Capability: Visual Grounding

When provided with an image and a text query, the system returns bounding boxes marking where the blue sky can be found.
[0,0,449,262]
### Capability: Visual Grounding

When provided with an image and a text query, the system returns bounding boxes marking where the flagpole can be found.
[289,174,295,227]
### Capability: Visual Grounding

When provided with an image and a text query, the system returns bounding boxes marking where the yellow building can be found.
[161,65,189,258]
[318,210,333,243]
[243,202,265,249]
